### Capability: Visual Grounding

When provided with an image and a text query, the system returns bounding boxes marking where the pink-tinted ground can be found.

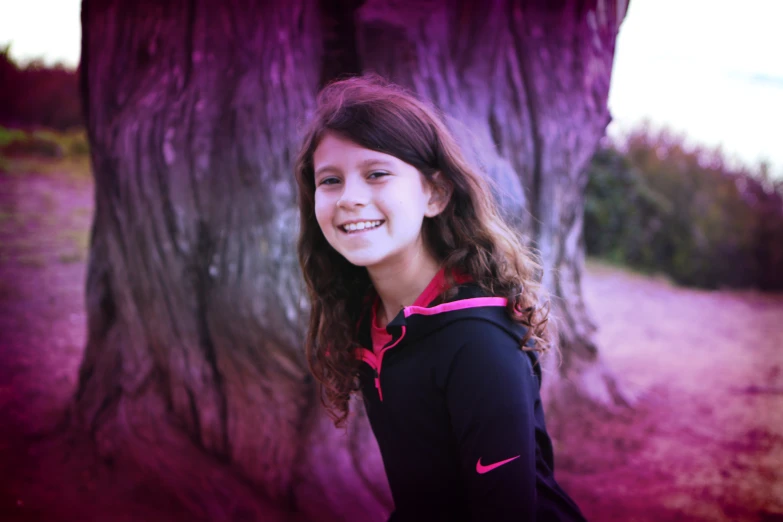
[1,164,782,521]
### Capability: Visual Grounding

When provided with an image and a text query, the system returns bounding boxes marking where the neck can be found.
[367,246,441,328]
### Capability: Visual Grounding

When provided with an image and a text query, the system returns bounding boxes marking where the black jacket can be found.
[355,284,587,522]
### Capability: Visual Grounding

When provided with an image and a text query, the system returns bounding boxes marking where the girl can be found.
[295,75,587,522]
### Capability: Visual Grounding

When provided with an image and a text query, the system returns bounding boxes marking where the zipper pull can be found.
[374,370,383,402]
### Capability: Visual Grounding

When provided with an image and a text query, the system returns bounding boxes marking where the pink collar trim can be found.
[404,297,507,317]
[370,266,477,328]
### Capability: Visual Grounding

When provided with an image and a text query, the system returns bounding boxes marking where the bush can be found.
[66,132,90,155]
[0,126,27,147]
[585,127,783,290]
[0,126,90,159]
[1,132,64,158]
[0,45,83,130]
[584,147,671,268]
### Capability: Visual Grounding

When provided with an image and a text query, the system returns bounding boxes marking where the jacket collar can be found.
[354,275,542,392]
[357,274,534,350]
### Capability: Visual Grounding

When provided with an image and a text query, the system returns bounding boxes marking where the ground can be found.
[0,163,782,521]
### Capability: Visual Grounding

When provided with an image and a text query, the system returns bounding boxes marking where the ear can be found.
[424,171,453,218]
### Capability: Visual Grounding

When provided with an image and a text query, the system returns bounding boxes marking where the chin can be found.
[342,253,386,268]
[335,246,392,268]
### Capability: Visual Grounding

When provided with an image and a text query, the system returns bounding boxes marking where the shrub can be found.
[585,127,783,290]
[0,46,83,130]
[1,132,64,158]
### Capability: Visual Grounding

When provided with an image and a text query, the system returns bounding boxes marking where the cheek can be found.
[313,194,333,232]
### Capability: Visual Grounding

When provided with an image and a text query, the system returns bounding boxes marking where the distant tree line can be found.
[585,128,783,291]
[0,46,83,130]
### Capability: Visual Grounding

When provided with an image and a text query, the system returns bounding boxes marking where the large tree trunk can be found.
[77,0,321,520]
[74,0,628,520]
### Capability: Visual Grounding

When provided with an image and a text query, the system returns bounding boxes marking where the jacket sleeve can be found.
[444,326,539,521]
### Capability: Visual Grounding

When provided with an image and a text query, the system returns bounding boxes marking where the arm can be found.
[445,327,540,521]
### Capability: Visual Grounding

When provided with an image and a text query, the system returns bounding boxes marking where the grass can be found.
[1,229,92,266]
[0,126,89,156]
[32,128,90,155]
[0,127,27,147]
[0,135,94,270]
[0,238,40,255]
[15,253,47,268]
[72,207,92,218]
[58,228,90,258]
[0,156,92,181]
[0,229,88,266]
[57,251,85,264]
[0,125,91,182]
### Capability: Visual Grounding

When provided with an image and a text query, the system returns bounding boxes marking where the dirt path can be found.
[1,168,782,521]
[555,262,783,522]
[0,169,90,434]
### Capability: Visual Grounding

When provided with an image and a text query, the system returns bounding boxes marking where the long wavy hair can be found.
[294,75,553,427]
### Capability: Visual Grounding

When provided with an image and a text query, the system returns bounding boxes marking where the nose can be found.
[337,177,370,209]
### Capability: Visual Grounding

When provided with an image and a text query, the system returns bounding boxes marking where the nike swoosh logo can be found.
[476,455,520,474]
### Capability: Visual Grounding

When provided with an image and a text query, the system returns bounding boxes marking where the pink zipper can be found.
[375,325,406,401]
[355,325,406,402]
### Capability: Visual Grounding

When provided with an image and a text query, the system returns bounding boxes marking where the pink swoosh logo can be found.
[476,455,520,474]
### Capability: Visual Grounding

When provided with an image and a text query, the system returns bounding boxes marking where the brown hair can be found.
[294,74,552,427]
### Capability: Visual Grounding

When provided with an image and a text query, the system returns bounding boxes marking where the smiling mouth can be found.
[339,220,385,234]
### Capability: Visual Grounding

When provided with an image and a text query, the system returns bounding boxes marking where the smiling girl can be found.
[294,75,587,522]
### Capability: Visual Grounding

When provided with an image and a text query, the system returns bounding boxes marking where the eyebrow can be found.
[314,158,394,178]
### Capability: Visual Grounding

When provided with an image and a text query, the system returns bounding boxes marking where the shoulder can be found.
[440,316,518,345]
[447,319,533,366]
[434,318,540,389]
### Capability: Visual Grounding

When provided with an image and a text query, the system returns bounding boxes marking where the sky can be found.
[607,0,783,177]
[1,0,781,177]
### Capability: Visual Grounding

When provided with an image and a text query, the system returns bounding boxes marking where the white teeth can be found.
[342,220,382,232]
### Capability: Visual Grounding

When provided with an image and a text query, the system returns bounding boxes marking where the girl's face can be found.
[313,132,445,272]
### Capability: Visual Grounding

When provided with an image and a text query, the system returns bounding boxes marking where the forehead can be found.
[313,132,401,171]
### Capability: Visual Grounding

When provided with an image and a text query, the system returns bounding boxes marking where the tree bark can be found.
[74,0,629,520]
[76,0,329,519]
